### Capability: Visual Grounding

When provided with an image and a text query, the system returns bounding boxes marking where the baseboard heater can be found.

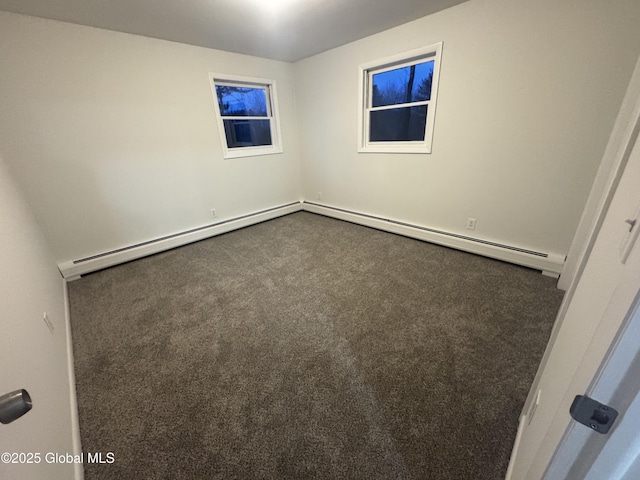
[302,201,565,275]
[58,200,564,280]
[58,201,303,280]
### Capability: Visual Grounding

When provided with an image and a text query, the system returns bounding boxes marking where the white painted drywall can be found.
[0,11,302,264]
[0,156,77,480]
[294,0,640,261]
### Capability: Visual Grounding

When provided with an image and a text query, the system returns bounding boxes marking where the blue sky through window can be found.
[216,86,268,116]
[371,60,434,108]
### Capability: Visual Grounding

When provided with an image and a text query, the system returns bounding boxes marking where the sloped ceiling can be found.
[0,0,468,62]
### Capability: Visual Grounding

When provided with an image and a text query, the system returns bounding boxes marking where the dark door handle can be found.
[0,389,32,424]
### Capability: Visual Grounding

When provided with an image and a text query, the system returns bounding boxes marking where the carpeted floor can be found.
[68,212,563,479]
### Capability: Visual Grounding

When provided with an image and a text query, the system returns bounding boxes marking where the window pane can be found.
[371,60,434,108]
[215,86,268,116]
[369,105,427,142]
[223,119,272,148]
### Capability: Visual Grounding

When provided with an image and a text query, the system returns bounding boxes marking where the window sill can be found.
[358,144,432,154]
[223,145,283,159]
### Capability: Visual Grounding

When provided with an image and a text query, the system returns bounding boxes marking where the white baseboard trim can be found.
[302,202,565,275]
[542,270,561,279]
[63,280,84,480]
[58,201,303,279]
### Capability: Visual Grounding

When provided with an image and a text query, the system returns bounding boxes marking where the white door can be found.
[546,297,640,479]
[506,76,640,478]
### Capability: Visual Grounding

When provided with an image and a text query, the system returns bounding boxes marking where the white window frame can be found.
[358,42,443,154]
[209,73,283,159]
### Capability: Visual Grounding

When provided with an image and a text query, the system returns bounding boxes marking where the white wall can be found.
[0,156,77,480]
[0,12,302,264]
[3,1,640,269]
[294,0,640,260]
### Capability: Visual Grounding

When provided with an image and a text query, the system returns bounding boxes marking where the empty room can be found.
[2,0,640,479]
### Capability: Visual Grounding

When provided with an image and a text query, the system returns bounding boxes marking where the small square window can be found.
[358,43,443,154]
[210,74,283,159]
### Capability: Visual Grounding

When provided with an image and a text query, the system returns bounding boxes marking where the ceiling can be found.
[0,0,468,62]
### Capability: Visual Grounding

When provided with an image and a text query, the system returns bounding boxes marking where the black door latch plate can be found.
[570,395,618,434]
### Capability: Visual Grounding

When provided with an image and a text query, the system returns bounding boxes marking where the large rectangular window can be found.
[210,74,283,159]
[358,43,442,154]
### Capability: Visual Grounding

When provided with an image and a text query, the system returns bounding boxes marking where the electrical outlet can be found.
[43,312,54,334]
[210,209,217,218]
[466,217,477,230]
[317,192,323,201]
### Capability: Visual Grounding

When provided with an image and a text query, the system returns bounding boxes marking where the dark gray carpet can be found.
[68,212,563,479]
